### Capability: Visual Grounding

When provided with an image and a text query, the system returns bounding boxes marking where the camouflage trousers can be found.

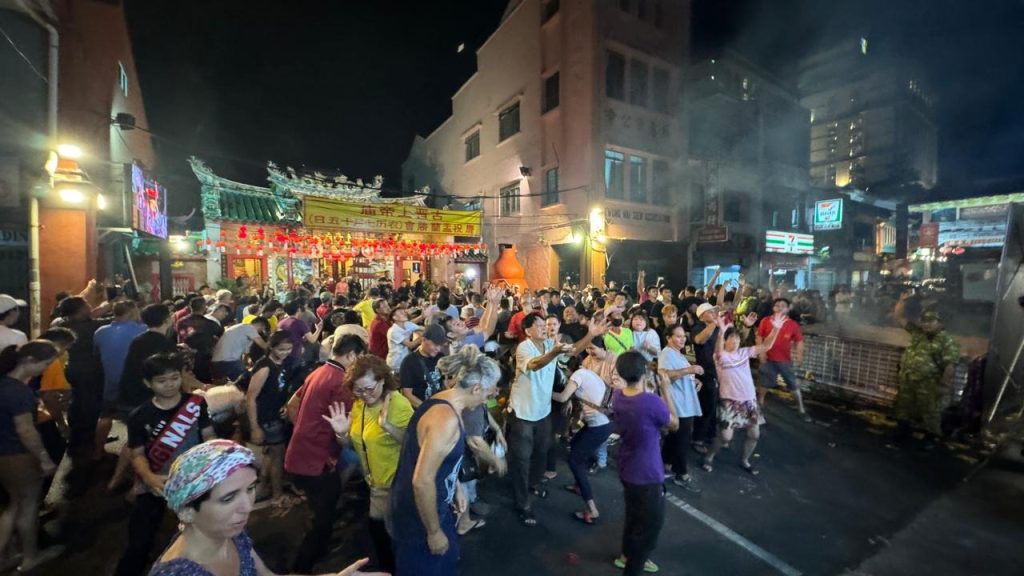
[893,374,944,435]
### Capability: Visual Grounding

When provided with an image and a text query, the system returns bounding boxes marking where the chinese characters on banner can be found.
[303,196,482,238]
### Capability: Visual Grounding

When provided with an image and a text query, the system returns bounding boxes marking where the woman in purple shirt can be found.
[611,351,678,575]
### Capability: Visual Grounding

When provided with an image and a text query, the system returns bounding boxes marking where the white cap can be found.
[696,302,719,319]
[0,294,27,314]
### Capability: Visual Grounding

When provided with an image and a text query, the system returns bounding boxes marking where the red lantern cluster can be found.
[196,228,487,260]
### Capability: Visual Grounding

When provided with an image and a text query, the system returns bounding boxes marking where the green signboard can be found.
[814,199,843,231]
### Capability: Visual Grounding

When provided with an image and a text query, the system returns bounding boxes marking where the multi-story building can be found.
[799,38,937,194]
[686,53,811,288]
[1,0,155,331]
[403,0,690,290]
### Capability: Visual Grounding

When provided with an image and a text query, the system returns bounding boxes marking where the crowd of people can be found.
[0,266,960,575]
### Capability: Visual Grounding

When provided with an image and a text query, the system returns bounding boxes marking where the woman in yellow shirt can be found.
[325,354,413,573]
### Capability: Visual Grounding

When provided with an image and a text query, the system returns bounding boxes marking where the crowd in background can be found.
[0,264,960,575]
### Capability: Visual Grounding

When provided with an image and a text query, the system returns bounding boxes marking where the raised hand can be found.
[588,315,609,337]
[322,401,351,436]
[743,312,758,327]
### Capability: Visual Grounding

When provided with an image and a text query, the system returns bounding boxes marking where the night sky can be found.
[125,0,1024,220]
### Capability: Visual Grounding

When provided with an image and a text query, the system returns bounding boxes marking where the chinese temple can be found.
[187,158,485,294]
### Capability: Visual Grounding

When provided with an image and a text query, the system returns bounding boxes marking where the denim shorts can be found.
[760,360,799,391]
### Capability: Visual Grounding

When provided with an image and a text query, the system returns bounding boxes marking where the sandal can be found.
[541,471,558,482]
[457,518,487,536]
[692,443,708,455]
[519,509,538,527]
[740,462,760,476]
[530,486,549,499]
[701,459,714,473]
[573,510,599,525]
[565,484,581,496]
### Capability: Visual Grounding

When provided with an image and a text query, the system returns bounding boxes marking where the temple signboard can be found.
[304,196,482,237]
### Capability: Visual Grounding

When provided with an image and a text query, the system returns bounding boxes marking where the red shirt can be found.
[369,317,391,358]
[284,361,352,477]
[756,316,803,363]
[508,310,528,342]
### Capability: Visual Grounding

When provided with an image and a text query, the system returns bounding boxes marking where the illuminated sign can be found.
[766,230,814,254]
[129,163,168,239]
[814,199,843,231]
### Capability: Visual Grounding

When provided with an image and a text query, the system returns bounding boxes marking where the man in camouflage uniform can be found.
[893,293,960,439]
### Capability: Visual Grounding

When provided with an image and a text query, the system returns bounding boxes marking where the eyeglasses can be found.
[352,381,382,396]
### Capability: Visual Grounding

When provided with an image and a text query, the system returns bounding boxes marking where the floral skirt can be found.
[718,398,761,430]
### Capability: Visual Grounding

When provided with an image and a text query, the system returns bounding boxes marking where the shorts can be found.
[0,453,44,500]
[718,398,760,430]
[259,419,290,446]
[760,360,800,391]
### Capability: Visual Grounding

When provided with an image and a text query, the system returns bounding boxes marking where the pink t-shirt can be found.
[716,346,757,401]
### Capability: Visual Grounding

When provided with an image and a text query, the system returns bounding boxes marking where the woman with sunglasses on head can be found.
[323,355,414,573]
[151,439,388,576]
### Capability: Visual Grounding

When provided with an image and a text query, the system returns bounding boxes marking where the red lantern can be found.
[238,225,248,240]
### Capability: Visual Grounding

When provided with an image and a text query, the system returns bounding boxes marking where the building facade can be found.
[187,158,483,296]
[686,53,812,288]
[1,0,156,331]
[799,38,937,194]
[403,0,691,290]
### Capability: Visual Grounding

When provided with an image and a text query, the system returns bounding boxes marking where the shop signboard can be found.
[765,230,814,254]
[697,225,729,243]
[304,196,481,237]
[813,199,843,230]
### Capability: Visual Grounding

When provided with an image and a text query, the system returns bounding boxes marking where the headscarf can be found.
[163,439,255,516]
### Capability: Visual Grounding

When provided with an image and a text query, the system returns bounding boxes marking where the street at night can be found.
[2,1,1024,576]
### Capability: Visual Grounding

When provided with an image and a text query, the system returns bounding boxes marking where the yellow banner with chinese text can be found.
[303,196,482,238]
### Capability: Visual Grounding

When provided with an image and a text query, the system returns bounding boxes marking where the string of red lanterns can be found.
[198,226,487,261]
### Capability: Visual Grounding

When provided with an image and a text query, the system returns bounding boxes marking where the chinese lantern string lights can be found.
[223,226,486,258]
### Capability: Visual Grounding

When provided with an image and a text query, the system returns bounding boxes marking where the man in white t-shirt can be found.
[211,316,269,381]
[508,311,605,526]
[0,294,28,350]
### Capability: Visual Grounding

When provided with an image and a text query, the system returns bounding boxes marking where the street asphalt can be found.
[27,392,1024,576]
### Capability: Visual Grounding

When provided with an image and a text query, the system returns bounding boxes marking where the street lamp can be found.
[56,143,82,159]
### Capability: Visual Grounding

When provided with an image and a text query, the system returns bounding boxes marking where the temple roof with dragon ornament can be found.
[188,157,427,225]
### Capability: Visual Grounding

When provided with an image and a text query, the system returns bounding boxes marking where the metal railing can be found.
[797,332,968,407]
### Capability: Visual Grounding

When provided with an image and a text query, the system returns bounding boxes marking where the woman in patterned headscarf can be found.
[150,439,386,576]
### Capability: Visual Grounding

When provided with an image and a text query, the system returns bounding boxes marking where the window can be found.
[604,150,625,198]
[542,0,559,22]
[724,191,749,223]
[629,59,648,107]
[629,155,648,202]
[652,160,670,205]
[543,72,560,113]
[118,61,129,97]
[652,67,669,113]
[606,51,626,100]
[543,168,559,206]
[464,131,480,162]
[499,184,521,216]
[498,101,520,141]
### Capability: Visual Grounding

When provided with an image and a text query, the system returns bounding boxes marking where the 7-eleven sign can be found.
[766,230,814,254]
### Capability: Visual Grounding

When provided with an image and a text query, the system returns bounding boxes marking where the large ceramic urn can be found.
[490,243,528,291]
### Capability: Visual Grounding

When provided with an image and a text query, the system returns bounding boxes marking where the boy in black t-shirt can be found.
[114,353,213,576]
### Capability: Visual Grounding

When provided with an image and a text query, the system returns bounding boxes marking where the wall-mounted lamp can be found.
[519,166,531,177]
